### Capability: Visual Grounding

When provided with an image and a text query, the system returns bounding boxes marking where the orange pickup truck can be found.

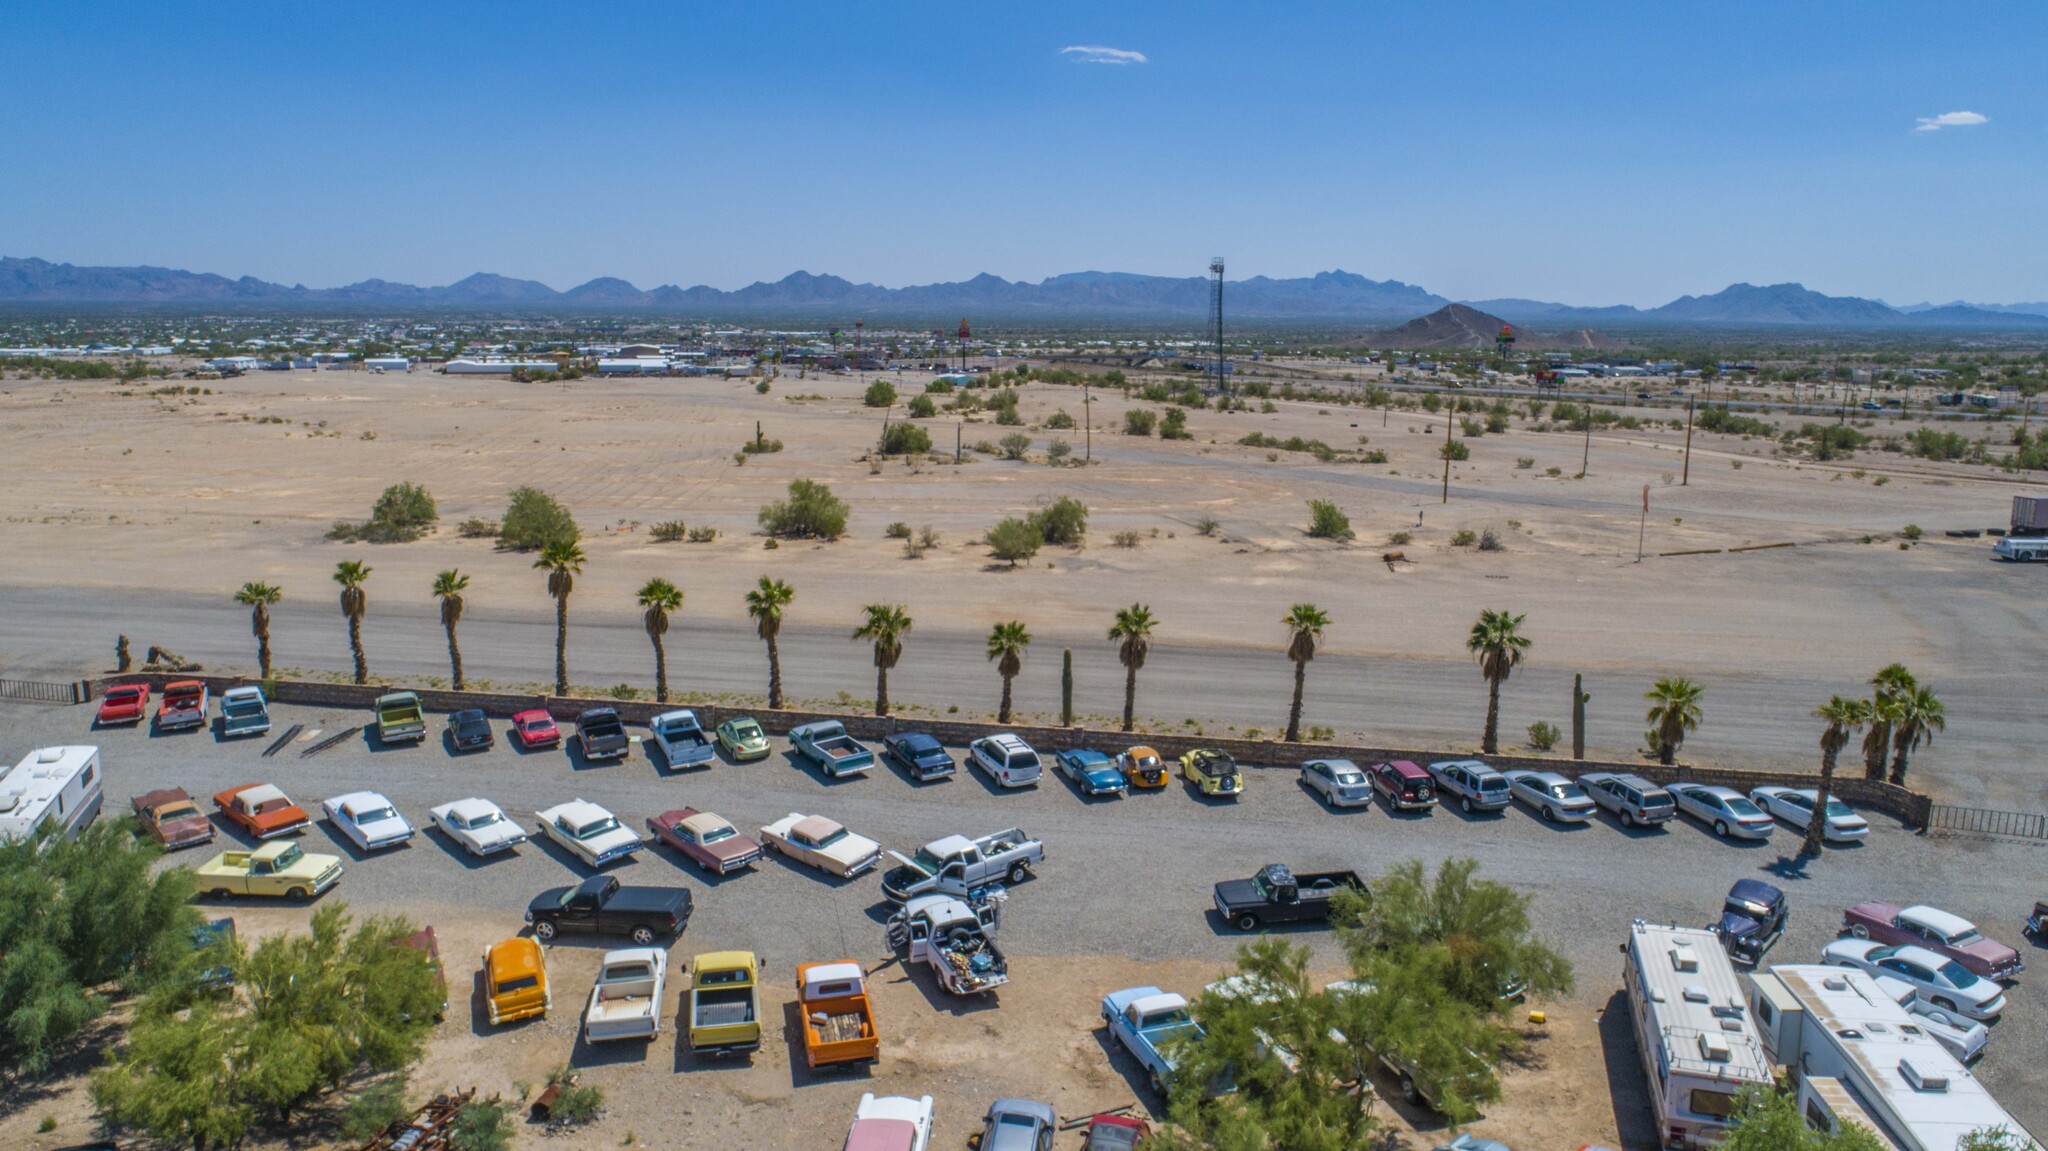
[795,960,879,1069]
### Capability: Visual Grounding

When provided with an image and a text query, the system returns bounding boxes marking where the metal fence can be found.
[1926,804,2048,840]
[0,678,90,705]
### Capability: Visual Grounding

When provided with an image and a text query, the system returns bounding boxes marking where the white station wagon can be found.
[969,734,1043,788]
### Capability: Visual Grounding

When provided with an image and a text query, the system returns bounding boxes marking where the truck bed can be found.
[812,1009,870,1044]
[692,987,756,1028]
[586,982,661,1035]
[814,741,864,759]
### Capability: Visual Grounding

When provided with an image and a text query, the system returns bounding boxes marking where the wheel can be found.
[286,886,310,901]
[1462,796,1475,814]
[1007,861,1030,884]
[1933,996,1958,1013]
[1620,809,1635,828]
[1149,1070,1166,1096]
[1714,820,1730,838]
[533,920,557,942]
[1850,923,1869,939]
[630,925,657,946]
[210,888,231,900]
[1400,1074,1420,1104]
[1541,805,1557,823]
[1235,913,1261,932]
[696,855,713,872]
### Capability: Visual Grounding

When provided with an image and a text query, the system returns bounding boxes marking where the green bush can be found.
[1195,516,1221,536]
[863,380,897,408]
[1696,407,1774,437]
[1441,439,1471,462]
[1906,428,1971,460]
[449,1099,517,1151]
[1387,531,1413,545]
[1452,529,1477,546]
[1527,721,1560,751]
[650,520,687,542]
[1515,457,1536,469]
[994,402,1024,426]
[924,379,954,394]
[1044,409,1076,430]
[1160,407,1192,440]
[499,486,579,551]
[758,478,849,540]
[986,517,1042,565]
[1901,523,1923,540]
[885,522,912,539]
[1460,417,1485,437]
[880,422,932,455]
[998,432,1032,460]
[740,436,783,454]
[1306,499,1352,541]
[1028,496,1089,544]
[1124,409,1157,436]
[340,1079,411,1142]
[1046,440,1073,462]
[457,517,500,539]
[1486,412,1510,434]
[906,395,937,418]
[687,525,717,542]
[329,482,440,543]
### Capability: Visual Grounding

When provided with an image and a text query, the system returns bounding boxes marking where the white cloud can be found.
[1060,45,1148,65]
[1914,110,1988,132]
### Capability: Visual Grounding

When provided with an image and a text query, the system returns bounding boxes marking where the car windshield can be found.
[1936,959,1977,986]
[998,1115,1040,1129]
[573,817,620,839]
[912,847,946,872]
[274,844,302,868]
[734,722,762,739]
[1824,800,1855,818]
[521,717,550,731]
[1944,926,1982,945]
[701,826,735,844]
[160,801,199,819]
[1197,755,1234,776]
[467,809,502,828]
[356,806,398,824]
[496,974,539,994]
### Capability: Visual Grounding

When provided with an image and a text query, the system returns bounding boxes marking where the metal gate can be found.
[0,679,90,705]
[1926,804,2048,840]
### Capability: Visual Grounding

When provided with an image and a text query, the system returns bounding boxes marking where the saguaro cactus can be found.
[1572,673,1590,760]
[1061,648,1074,727]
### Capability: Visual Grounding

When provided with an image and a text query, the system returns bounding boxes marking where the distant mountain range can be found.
[3,256,2046,329]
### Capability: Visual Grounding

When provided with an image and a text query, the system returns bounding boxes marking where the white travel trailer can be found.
[1622,921,1773,1148]
[0,745,105,846]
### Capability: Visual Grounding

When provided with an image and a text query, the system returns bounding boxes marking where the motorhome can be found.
[0,746,105,846]
[1622,921,1774,1148]
[1751,965,2033,1151]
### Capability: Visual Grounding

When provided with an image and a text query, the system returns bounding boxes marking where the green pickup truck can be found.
[374,691,427,744]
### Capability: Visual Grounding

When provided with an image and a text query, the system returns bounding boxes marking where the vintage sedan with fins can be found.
[213,783,311,839]
[535,799,646,868]
[760,813,882,878]
[429,797,528,857]
[131,787,216,850]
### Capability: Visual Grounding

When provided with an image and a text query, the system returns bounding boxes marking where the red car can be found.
[97,683,149,725]
[131,787,217,850]
[1369,760,1437,811]
[511,709,561,749]
[646,808,764,875]
[1082,1113,1151,1151]
[1841,901,2023,981]
[212,783,312,840]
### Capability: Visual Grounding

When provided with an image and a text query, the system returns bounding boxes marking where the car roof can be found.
[988,1098,1056,1124]
[513,709,553,723]
[452,707,486,721]
[250,840,299,861]
[792,815,843,840]
[444,797,500,821]
[1306,758,1360,770]
[1064,747,1110,762]
[222,685,264,701]
[1430,758,1494,773]
[333,791,395,816]
[725,716,762,729]
[1129,991,1189,1015]
[894,731,941,748]
[135,786,193,809]
[236,783,288,806]
[1380,760,1428,776]
[1898,905,1975,938]
[983,733,1032,752]
[678,811,733,834]
[1728,878,1783,905]
[488,936,543,979]
[578,707,619,721]
[1124,745,1160,758]
[1888,944,1967,971]
[550,799,612,823]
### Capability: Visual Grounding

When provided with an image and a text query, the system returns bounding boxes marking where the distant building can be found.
[364,356,412,373]
[441,359,555,376]
[595,357,670,376]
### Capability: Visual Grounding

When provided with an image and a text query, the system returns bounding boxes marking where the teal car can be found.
[715,717,771,762]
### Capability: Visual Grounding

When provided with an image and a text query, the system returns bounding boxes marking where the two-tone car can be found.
[510,708,561,750]
[1427,759,1511,815]
[1500,770,1597,823]
[1669,783,1775,840]
[535,799,646,868]
[95,683,149,726]
[1179,749,1244,799]
[715,716,772,761]
[1577,771,1676,827]
[883,732,957,781]
[759,813,881,878]
[1055,748,1129,797]
[1300,759,1371,808]
[218,686,272,738]
[1116,746,1170,789]
[195,840,344,901]
[429,797,528,857]
[1749,786,1868,843]
[1820,940,2006,1020]
[213,783,312,839]
[131,787,217,850]
[647,808,764,875]
[1840,901,2022,981]
[446,708,495,753]
[321,791,416,851]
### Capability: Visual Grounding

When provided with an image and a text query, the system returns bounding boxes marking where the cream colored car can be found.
[759,813,881,878]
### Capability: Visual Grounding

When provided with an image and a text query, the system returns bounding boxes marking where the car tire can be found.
[287,887,310,901]
[210,888,231,900]
[1235,913,1260,932]
[1400,1074,1420,1104]
[1149,1070,1166,1097]
[1620,809,1635,828]
[1541,805,1557,823]
[533,920,557,942]
[1462,796,1475,814]
[1714,820,1730,838]
[1008,861,1030,884]
[1850,924,1869,939]
[631,925,657,946]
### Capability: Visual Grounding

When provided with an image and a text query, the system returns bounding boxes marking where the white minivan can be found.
[968,734,1042,788]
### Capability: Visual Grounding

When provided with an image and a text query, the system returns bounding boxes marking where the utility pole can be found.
[955,421,962,463]
[1083,382,1092,462]
[1580,407,1592,478]
[1681,397,1695,485]
[1636,484,1648,563]
[1442,413,1453,504]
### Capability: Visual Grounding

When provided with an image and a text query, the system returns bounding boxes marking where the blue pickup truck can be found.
[649,710,715,770]
[789,721,873,778]
[1102,986,1209,1096]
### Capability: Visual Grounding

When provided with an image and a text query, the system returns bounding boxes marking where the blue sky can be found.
[2,2,2041,305]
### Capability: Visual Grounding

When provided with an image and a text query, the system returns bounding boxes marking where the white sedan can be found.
[320,791,415,851]
[429,797,528,857]
[1669,783,1776,840]
[1300,759,1372,808]
[760,813,882,878]
[1500,770,1596,823]
[1748,786,1868,842]
[1821,940,2006,1021]
[535,799,645,868]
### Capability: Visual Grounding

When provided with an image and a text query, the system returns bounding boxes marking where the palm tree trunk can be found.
[347,616,367,684]
[1888,739,1910,787]
[1803,747,1837,856]
[553,594,569,696]
[1863,723,1890,780]
[875,666,889,717]
[1658,735,1677,766]
[445,622,464,691]
[652,634,668,703]
[255,627,272,681]
[1286,660,1306,742]
[1121,663,1138,733]
[766,637,784,709]
[1482,674,1502,754]
[998,674,1014,724]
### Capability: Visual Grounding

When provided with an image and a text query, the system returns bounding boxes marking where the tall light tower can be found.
[1209,257,1226,397]
[958,318,971,374]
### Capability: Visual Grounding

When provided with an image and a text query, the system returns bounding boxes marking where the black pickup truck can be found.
[575,707,631,760]
[1213,864,1366,931]
[525,875,691,946]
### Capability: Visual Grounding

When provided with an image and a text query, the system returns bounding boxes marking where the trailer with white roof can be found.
[0,745,104,846]
[1621,921,1774,1148]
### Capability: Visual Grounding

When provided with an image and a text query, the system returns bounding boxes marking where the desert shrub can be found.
[998,432,1032,460]
[1112,530,1141,548]
[499,486,579,550]
[1261,400,1278,413]
[1441,439,1471,462]
[885,522,912,539]
[1159,407,1192,440]
[1545,466,1563,477]
[1195,516,1221,536]
[880,422,932,455]
[1124,409,1158,436]
[1515,456,1536,469]
[863,380,897,408]
[740,436,783,454]
[758,478,849,540]
[457,517,500,539]
[1360,448,1389,463]
[1526,721,1560,751]
[1387,530,1413,545]
[1452,529,1478,546]
[341,1079,411,1142]
[1306,499,1353,540]
[906,394,937,418]
[971,439,998,455]
[924,379,954,393]
[1044,409,1076,430]
[1486,412,1510,434]
[1238,432,1338,461]
[753,379,770,394]
[1046,439,1073,462]
[1478,528,1503,551]
[687,525,717,542]
[1901,523,1923,540]
[331,482,439,543]
[1028,496,1089,544]
[449,1099,516,1151]
[1176,385,1207,408]
[1420,394,1443,412]
[986,517,1042,565]
[1461,418,1485,437]
[650,520,687,542]
[1696,407,1774,436]
[918,524,941,548]
[1905,428,1971,460]
[1140,382,1172,402]
[994,402,1024,426]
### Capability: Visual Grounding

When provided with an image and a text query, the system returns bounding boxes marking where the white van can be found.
[1992,535,2048,561]
[0,745,105,846]
[968,734,1042,788]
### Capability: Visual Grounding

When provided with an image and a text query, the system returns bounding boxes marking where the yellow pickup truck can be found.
[194,841,344,900]
[686,951,763,1057]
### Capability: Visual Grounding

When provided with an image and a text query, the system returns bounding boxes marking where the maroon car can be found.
[645,808,764,875]
[1369,760,1437,811]
[1841,901,2023,981]
[131,787,217,850]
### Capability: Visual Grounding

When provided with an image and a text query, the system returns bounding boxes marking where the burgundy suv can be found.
[1370,760,1437,811]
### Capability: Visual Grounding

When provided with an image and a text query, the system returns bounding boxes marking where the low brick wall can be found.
[93,673,1930,827]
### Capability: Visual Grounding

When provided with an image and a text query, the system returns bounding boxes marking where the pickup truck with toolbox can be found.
[1212,864,1365,932]
[790,720,873,777]
[583,947,667,1041]
[525,874,692,946]
[685,950,763,1057]
[156,680,209,732]
[218,686,272,738]
[373,691,426,743]
[1102,986,1208,1096]
[882,829,1042,902]
[795,960,880,1069]
[575,707,631,760]
[649,709,715,770]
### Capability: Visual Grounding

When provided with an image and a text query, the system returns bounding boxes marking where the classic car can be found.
[1669,783,1775,840]
[212,783,312,839]
[1300,758,1371,808]
[1102,986,1209,1095]
[525,874,691,945]
[574,707,631,760]
[445,708,495,752]
[1500,770,1597,823]
[1840,901,2022,980]
[686,950,763,1057]
[483,935,552,1025]
[1713,878,1787,965]
[649,709,715,769]
[760,813,882,878]
[1368,761,1437,811]
[195,840,344,900]
[797,960,880,1070]
[95,683,149,726]
[156,680,209,731]
[882,829,1041,901]
[970,733,1043,788]
[373,691,427,743]
[715,716,772,761]
[843,1094,934,1151]
[535,799,646,868]
[1082,1114,1151,1151]
[510,708,562,749]
[1820,940,2006,1020]
[1427,759,1511,814]
[1213,864,1365,931]
[977,1099,1057,1151]
[429,797,528,856]
[647,808,764,875]
[218,686,272,738]
[1055,748,1128,797]
[882,732,957,781]
[1179,749,1243,798]
[792,720,873,777]
[321,790,416,851]
[1116,746,1171,789]
[131,786,216,850]
[583,946,667,1042]
[1748,786,1869,843]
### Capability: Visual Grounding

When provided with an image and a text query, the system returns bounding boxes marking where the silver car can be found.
[1500,770,1596,823]
[1668,783,1775,840]
[1427,759,1511,814]
[1748,786,1868,842]
[1821,941,2005,1021]
[1300,758,1372,808]
[1577,771,1676,827]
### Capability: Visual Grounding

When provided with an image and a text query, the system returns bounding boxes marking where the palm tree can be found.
[746,577,795,709]
[853,604,913,716]
[1887,683,1946,786]
[1643,676,1705,765]
[638,578,684,703]
[1808,696,1872,856]
[233,581,282,680]
[1282,603,1331,742]
[432,569,469,690]
[1466,609,1530,754]
[331,561,372,684]
[1863,663,1916,779]
[986,620,1031,724]
[1108,604,1156,733]
[534,541,585,695]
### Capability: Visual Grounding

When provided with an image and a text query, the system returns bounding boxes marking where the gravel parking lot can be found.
[8,698,2045,1145]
